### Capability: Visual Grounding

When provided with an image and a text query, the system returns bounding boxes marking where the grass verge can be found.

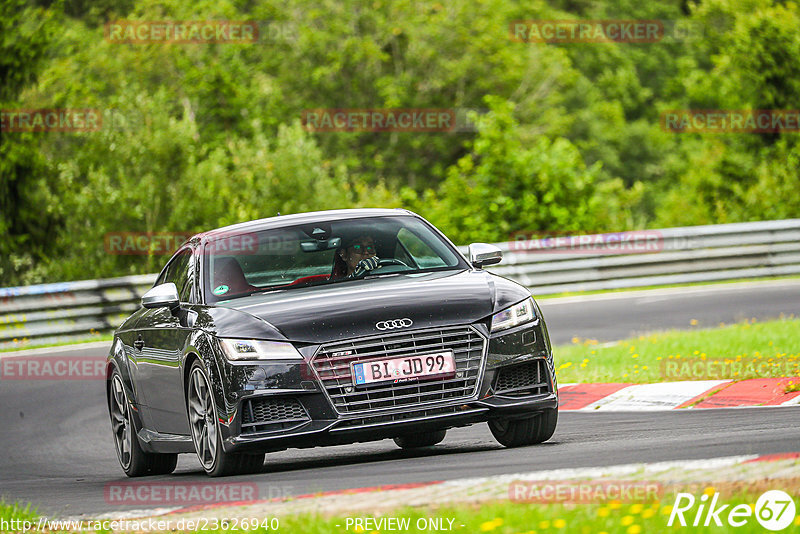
[273,496,799,534]
[5,495,798,533]
[0,500,37,527]
[555,317,800,384]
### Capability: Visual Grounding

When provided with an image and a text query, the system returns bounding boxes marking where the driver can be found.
[331,234,380,279]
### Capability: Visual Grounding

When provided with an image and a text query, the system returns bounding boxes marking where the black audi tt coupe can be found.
[107,209,558,476]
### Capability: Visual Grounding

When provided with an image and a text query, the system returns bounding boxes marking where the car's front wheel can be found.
[187,361,264,477]
[393,429,447,449]
[488,408,558,447]
[109,370,177,477]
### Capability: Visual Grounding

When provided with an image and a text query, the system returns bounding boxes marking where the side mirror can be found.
[468,243,503,268]
[141,283,180,309]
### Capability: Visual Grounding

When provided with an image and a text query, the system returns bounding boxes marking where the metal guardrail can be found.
[487,218,800,293]
[1,219,799,349]
[0,274,157,349]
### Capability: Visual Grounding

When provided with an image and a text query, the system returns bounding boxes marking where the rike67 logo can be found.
[668,490,796,531]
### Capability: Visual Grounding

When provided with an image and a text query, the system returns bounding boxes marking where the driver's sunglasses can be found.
[350,243,376,255]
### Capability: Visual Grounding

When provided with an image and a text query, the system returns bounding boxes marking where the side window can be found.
[393,241,414,267]
[155,264,170,287]
[396,228,448,269]
[178,252,196,303]
[157,249,193,302]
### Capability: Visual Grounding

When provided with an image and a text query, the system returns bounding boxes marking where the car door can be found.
[135,247,196,435]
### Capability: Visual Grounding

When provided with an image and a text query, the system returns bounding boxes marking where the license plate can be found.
[352,351,456,386]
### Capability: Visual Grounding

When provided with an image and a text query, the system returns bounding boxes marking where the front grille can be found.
[313,326,486,414]
[241,397,309,434]
[494,360,550,397]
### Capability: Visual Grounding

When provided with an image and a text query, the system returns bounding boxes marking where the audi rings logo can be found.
[375,318,413,330]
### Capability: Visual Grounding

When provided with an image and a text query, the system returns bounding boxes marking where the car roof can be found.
[194,208,417,242]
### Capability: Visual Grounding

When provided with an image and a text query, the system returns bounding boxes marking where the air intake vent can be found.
[241,397,309,434]
[494,360,550,396]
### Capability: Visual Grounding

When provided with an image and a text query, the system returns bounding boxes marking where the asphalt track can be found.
[539,279,800,344]
[1,280,799,518]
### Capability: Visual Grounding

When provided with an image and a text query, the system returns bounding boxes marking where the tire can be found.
[393,429,447,449]
[187,361,265,476]
[488,408,558,447]
[239,453,265,475]
[108,370,178,477]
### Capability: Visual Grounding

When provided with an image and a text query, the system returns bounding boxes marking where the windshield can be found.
[202,215,467,303]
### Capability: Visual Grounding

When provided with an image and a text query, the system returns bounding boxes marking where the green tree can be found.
[413,97,636,243]
[0,0,60,285]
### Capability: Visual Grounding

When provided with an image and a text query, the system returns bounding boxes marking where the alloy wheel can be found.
[188,367,218,470]
[110,374,132,469]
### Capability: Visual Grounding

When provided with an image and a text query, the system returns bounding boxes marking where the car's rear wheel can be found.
[393,429,447,449]
[187,361,264,476]
[109,370,177,477]
[488,408,558,447]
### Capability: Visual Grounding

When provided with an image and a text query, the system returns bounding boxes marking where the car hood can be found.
[216,269,528,344]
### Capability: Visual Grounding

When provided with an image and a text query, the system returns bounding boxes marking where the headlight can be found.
[219,338,303,361]
[491,297,536,333]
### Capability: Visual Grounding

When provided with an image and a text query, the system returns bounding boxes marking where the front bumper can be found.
[216,321,558,453]
[226,391,558,453]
